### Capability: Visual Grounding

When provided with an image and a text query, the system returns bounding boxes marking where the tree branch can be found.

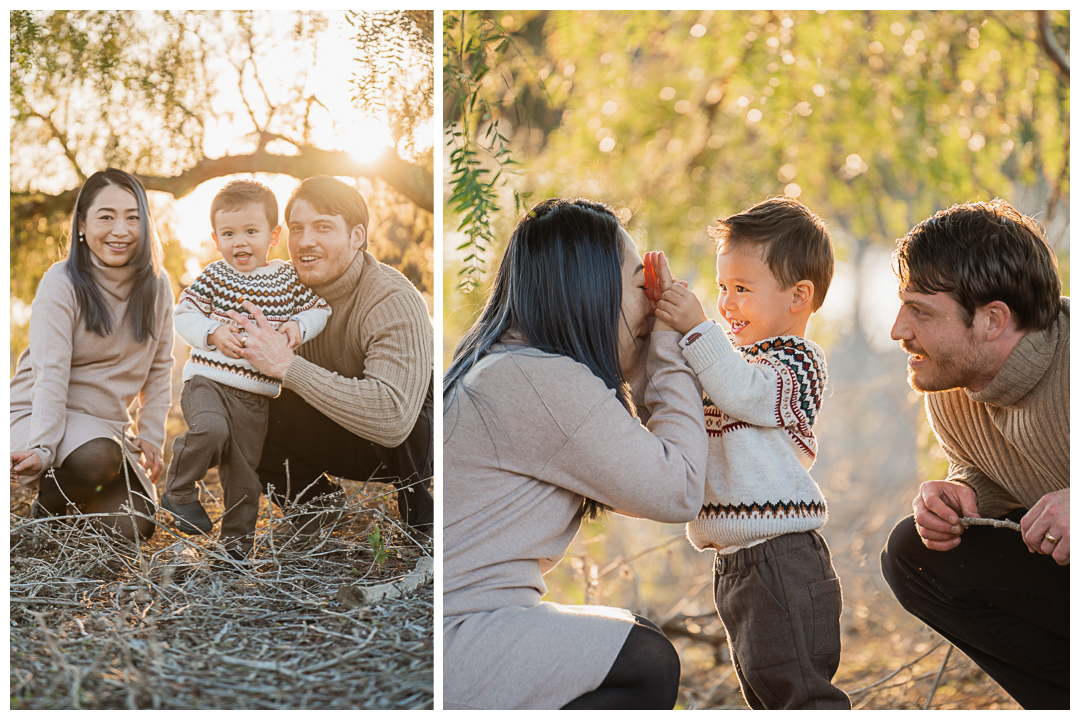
[132,147,433,210]
[12,147,434,220]
[25,104,86,184]
[1036,10,1069,82]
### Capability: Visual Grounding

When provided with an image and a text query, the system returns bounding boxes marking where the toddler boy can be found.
[650,196,849,709]
[162,180,330,560]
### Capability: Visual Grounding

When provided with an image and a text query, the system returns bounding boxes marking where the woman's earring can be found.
[78,232,85,243]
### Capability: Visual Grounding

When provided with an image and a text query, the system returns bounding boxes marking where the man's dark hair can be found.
[211,180,278,230]
[707,196,834,311]
[893,199,1062,332]
[285,175,369,250]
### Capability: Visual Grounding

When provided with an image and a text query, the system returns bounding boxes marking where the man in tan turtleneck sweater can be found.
[233,176,433,536]
[879,200,1068,709]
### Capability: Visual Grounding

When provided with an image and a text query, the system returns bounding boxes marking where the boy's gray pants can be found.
[164,375,270,553]
[713,530,851,710]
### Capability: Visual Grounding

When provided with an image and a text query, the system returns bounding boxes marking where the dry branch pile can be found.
[9,479,433,710]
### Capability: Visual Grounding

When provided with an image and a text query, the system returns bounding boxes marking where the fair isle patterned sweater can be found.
[681,323,829,553]
[174,259,330,396]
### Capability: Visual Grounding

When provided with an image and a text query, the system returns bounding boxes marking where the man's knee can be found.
[880,515,930,604]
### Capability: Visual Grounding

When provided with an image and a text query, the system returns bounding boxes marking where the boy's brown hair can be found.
[210,180,278,231]
[707,196,834,311]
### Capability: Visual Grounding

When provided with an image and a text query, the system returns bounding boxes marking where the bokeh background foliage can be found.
[443,10,1068,709]
[10,9,435,370]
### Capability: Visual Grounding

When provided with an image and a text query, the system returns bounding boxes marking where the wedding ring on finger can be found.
[1045,532,1059,544]
[240,335,247,347]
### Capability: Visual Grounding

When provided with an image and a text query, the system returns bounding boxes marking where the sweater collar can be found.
[967,317,1059,407]
[308,249,366,302]
[88,252,137,301]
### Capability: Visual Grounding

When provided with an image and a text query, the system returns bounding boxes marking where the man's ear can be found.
[980,300,1013,342]
[351,224,367,252]
[791,280,814,313]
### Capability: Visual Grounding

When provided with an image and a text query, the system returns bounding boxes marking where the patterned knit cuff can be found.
[682,322,736,373]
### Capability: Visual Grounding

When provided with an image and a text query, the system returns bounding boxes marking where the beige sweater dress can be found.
[10,257,175,499]
[443,331,708,709]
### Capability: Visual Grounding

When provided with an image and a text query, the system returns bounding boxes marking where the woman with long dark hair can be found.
[443,198,708,709]
[10,168,174,541]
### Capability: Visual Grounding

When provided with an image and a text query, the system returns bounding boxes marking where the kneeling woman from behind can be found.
[443,198,708,709]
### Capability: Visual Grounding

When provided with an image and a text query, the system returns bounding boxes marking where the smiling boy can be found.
[651,196,848,709]
[228,175,435,539]
[162,180,330,561]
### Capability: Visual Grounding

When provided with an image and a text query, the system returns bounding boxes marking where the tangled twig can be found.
[9,474,433,710]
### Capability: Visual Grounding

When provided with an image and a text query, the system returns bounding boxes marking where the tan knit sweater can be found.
[282,249,433,447]
[10,258,175,490]
[926,298,1069,517]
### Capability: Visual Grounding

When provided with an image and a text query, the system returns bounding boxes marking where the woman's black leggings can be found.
[36,438,156,541]
[561,614,681,710]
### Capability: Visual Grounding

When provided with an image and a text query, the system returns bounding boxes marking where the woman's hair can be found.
[66,168,164,342]
[444,197,632,519]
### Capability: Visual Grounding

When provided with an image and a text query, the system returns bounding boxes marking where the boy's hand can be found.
[209,324,245,359]
[278,320,302,349]
[656,284,707,335]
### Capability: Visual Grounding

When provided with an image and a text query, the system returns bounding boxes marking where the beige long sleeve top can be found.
[443,331,708,619]
[927,298,1069,517]
[10,258,175,490]
[282,249,433,447]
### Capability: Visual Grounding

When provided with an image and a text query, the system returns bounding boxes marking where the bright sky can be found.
[167,11,432,280]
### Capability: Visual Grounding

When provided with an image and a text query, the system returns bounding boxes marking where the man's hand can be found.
[912,480,980,551]
[10,450,42,480]
[1021,488,1069,565]
[228,301,295,380]
[656,284,707,335]
[209,324,244,359]
[278,320,303,349]
[131,438,163,482]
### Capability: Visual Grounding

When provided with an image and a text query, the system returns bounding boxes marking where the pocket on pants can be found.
[809,576,842,656]
[716,564,798,668]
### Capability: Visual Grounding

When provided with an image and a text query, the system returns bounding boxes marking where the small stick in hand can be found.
[958,517,1022,532]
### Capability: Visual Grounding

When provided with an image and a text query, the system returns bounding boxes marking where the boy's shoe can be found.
[160,495,214,535]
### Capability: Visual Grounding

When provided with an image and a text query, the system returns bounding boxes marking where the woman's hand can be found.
[10,451,43,480]
[132,438,163,482]
[656,284,707,335]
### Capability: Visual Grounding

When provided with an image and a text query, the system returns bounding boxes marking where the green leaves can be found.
[443,12,532,292]
[368,524,387,565]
